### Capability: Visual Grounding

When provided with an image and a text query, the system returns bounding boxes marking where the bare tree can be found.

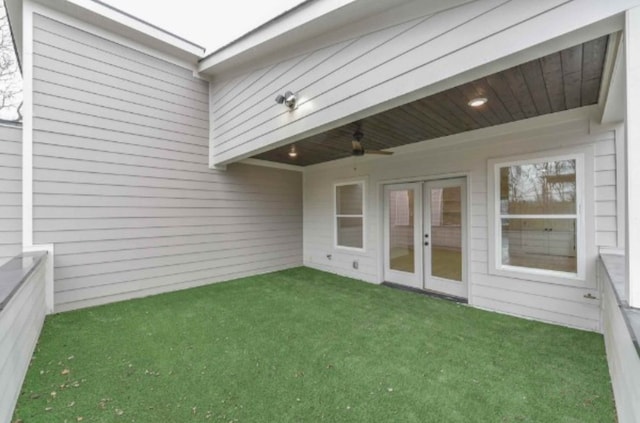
[0,3,22,121]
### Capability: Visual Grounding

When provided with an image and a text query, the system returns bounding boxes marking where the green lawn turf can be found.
[13,267,615,422]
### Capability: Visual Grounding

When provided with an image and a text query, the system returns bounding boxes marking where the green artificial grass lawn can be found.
[14,267,615,422]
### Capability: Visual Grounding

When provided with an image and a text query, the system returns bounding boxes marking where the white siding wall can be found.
[0,123,22,266]
[31,14,303,312]
[209,0,633,165]
[0,256,47,423]
[600,258,640,423]
[304,116,617,331]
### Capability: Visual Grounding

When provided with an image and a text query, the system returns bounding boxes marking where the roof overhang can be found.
[4,0,205,65]
[198,0,474,77]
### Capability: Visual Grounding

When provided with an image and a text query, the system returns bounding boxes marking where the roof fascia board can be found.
[62,0,204,56]
[199,0,357,71]
[25,0,200,69]
[9,0,205,63]
[199,0,473,78]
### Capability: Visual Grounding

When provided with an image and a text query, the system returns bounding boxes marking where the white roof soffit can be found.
[7,0,205,63]
[198,0,473,76]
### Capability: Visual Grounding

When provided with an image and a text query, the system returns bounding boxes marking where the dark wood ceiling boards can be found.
[254,36,609,166]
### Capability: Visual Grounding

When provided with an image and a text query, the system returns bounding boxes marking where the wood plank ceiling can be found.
[253,36,609,166]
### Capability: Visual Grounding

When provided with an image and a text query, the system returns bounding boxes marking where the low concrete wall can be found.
[0,252,48,423]
[599,254,640,423]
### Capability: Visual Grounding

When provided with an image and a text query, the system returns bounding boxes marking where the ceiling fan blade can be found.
[365,150,394,155]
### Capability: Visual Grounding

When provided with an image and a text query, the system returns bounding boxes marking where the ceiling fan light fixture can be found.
[468,97,488,107]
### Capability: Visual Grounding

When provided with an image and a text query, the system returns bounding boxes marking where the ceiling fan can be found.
[351,129,393,156]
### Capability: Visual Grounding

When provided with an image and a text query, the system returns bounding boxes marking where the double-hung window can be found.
[335,182,365,250]
[491,154,584,280]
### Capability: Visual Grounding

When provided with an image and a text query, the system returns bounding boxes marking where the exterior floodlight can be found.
[275,91,297,110]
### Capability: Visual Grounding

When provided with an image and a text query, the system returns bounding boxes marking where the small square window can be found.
[335,182,364,250]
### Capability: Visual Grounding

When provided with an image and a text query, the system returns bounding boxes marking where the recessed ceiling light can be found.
[468,97,488,107]
[288,145,298,158]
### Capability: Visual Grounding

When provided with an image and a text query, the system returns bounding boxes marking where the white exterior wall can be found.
[0,256,47,423]
[29,13,303,312]
[304,113,618,331]
[600,258,640,423]
[0,123,22,266]
[208,0,636,166]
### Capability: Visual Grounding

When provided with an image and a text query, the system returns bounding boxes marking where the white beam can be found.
[600,33,626,124]
[21,1,34,248]
[626,6,640,308]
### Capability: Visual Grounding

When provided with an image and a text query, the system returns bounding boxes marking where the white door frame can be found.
[381,175,470,299]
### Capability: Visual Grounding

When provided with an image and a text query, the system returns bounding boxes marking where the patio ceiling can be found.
[253,36,609,167]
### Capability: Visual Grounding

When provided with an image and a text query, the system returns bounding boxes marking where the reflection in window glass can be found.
[430,187,462,281]
[337,217,364,249]
[500,160,576,215]
[335,183,364,249]
[498,158,579,274]
[336,184,363,215]
[501,218,577,273]
[389,189,414,273]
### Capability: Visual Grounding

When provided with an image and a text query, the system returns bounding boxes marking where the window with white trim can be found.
[335,182,364,250]
[493,155,583,277]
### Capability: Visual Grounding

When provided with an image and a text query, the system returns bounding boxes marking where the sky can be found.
[0,1,305,120]
[102,0,305,53]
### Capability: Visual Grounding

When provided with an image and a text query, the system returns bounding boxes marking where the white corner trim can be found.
[625,6,640,308]
[614,125,626,250]
[240,158,304,172]
[22,0,34,249]
[23,244,55,314]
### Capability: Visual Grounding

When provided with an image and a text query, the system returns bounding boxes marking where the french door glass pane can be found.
[389,190,414,273]
[501,218,577,273]
[430,187,462,281]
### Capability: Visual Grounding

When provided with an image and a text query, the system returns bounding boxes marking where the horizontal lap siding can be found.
[210,0,569,164]
[600,261,640,422]
[0,124,22,266]
[32,14,302,312]
[304,119,616,331]
[0,261,46,423]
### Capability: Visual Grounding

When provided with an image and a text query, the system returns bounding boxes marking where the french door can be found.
[384,178,467,298]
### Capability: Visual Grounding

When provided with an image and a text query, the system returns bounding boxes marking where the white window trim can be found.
[488,151,587,286]
[334,180,366,252]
